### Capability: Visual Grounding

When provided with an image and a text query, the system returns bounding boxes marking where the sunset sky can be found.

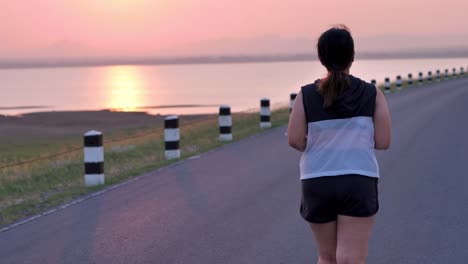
[2,0,468,58]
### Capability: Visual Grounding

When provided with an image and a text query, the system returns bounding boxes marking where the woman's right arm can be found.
[374,87,392,150]
[287,91,307,152]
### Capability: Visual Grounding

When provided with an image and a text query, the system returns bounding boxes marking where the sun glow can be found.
[76,0,173,21]
[85,0,154,12]
[106,66,147,112]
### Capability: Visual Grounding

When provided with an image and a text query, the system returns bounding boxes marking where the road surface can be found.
[1,78,468,263]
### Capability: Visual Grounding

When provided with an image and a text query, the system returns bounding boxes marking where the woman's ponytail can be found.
[319,68,351,108]
[316,25,354,109]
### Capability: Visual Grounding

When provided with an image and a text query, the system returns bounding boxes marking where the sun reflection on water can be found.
[106,66,147,112]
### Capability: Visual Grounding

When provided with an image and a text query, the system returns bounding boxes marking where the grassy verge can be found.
[0,108,290,226]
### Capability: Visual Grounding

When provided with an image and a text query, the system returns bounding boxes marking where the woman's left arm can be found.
[287,91,307,152]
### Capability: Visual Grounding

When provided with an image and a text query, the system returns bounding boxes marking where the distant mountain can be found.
[167,34,468,56]
[165,35,316,56]
[34,40,99,58]
[356,34,468,53]
[1,51,467,70]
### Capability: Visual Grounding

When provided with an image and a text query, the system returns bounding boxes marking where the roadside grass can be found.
[0,115,216,164]
[0,108,290,226]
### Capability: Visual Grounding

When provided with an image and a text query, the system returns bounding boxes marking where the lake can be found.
[1,58,467,116]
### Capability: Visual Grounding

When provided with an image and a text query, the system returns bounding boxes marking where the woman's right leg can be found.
[310,221,338,264]
[336,215,375,264]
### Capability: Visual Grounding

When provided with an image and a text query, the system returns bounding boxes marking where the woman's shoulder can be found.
[301,79,321,93]
[350,75,377,96]
[350,75,373,87]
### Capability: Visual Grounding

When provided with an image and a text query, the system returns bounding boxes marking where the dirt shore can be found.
[0,110,215,145]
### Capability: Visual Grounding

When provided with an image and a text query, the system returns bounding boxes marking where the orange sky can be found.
[1,0,468,57]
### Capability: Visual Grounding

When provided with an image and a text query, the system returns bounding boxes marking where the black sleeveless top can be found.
[301,75,376,123]
[299,75,379,180]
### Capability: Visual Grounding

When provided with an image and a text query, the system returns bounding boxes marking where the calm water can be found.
[1,58,467,116]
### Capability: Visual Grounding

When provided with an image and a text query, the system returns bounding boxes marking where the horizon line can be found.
[1,50,468,70]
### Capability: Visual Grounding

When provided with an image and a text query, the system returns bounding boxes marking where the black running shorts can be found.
[300,174,379,224]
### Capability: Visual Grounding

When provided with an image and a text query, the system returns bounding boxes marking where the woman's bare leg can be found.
[336,215,375,264]
[310,221,338,264]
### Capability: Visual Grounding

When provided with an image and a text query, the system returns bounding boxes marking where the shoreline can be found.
[1,53,468,70]
[0,106,220,118]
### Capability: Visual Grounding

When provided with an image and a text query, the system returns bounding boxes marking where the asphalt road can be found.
[1,78,468,263]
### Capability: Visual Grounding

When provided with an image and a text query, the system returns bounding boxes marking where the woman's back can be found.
[300,75,379,179]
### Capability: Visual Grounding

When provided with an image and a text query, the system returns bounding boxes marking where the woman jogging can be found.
[287,25,392,264]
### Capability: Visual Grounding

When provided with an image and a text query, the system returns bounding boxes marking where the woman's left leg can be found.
[336,215,375,264]
[310,221,338,264]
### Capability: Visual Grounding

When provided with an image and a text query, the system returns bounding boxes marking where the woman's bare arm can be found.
[287,91,307,152]
[374,87,392,150]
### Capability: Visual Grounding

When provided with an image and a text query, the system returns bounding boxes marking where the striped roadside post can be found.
[84,130,104,187]
[219,105,233,141]
[407,73,413,87]
[453,68,457,79]
[164,116,180,160]
[384,77,391,94]
[418,72,423,85]
[436,70,441,82]
[371,79,377,86]
[260,98,271,128]
[445,69,449,80]
[460,67,465,76]
[427,71,433,83]
[396,75,402,91]
[290,93,297,113]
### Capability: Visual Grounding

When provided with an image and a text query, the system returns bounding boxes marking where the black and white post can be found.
[453,68,457,79]
[165,116,180,160]
[219,105,233,141]
[84,130,104,187]
[445,69,449,80]
[436,70,441,82]
[408,73,413,87]
[418,72,423,86]
[396,75,402,91]
[427,71,433,83]
[290,93,297,113]
[260,98,271,129]
[384,77,391,94]
[460,67,465,76]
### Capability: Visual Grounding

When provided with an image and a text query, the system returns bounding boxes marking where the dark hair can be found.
[317,25,355,108]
